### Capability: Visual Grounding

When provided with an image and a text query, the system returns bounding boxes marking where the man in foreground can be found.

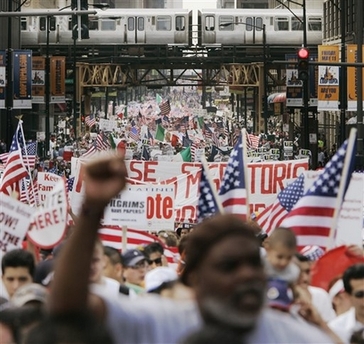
[45,154,333,343]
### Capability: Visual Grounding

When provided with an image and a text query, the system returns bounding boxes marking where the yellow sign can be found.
[347,44,364,111]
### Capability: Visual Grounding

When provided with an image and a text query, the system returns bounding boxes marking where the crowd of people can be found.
[0,154,363,344]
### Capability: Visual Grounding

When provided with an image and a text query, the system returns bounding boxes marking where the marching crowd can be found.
[0,153,363,344]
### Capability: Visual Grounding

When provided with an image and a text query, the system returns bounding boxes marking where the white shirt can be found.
[329,307,364,343]
[309,285,336,323]
[90,277,120,299]
[105,296,333,344]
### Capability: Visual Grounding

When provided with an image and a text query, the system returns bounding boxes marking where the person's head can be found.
[181,214,266,332]
[265,227,296,271]
[342,264,364,321]
[121,249,148,286]
[143,242,164,269]
[144,267,178,294]
[294,253,311,288]
[103,246,123,283]
[158,231,179,247]
[89,240,106,284]
[1,249,35,298]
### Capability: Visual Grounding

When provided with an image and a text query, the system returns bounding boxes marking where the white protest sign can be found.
[0,194,33,254]
[304,171,363,246]
[103,185,175,230]
[103,185,148,228]
[99,118,112,131]
[28,179,68,249]
[37,172,63,204]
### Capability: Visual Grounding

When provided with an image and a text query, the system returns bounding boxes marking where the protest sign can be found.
[28,179,68,249]
[37,172,62,204]
[0,194,33,255]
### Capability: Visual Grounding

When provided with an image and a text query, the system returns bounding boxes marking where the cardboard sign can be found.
[28,179,68,249]
[37,172,63,204]
[0,194,33,254]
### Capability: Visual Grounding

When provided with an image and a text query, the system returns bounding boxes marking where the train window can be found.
[274,17,289,31]
[49,17,56,31]
[89,17,99,30]
[219,16,234,30]
[245,17,253,31]
[101,20,116,31]
[21,17,27,31]
[156,16,171,31]
[291,16,303,31]
[255,17,263,30]
[40,17,46,31]
[176,16,185,31]
[128,17,135,31]
[308,17,322,31]
[205,16,215,31]
[138,17,144,31]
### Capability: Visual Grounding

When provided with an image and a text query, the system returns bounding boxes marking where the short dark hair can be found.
[181,214,259,286]
[103,246,122,265]
[143,242,164,258]
[294,253,310,262]
[1,249,35,277]
[343,263,364,294]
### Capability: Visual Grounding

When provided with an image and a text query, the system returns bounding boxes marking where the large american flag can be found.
[218,135,248,220]
[280,138,355,250]
[96,132,110,151]
[0,123,29,196]
[1,142,37,169]
[247,133,260,149]
[256,174,305,234]
[197,164,220,222]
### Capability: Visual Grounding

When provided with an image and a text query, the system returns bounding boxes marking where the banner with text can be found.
[347,44,364,111]
[50,56,65,103]
[31,56,45,103]
[317,45,339,111]
[13,50,32,109]
[0,51,6,109]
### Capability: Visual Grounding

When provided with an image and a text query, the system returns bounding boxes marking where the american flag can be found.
[218,135,248,220]
[256,174,305,234]
[19,178,39,206]
[67,177,75,192]
[0,123,29,197]
[159,100,171,117]
[85,114,96,128]
[247,134,260,149]
[98,227,179,265]
[280,137,356,250]
[1,142,37,169]
[197,163,220,222]
[129,126,140,142]
[96,132,110,151]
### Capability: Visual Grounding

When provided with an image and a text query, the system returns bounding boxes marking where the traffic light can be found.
[75,102,81,118]
[71,0,89,40]
[297,47,310,81]
[66,100,72,116]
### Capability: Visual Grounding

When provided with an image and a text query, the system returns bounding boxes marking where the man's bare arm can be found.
[48,154,127,315]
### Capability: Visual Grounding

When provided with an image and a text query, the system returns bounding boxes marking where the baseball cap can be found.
[121,249,146,267]
[300,245,325,261]
[266,279,293,311]
[11,283,48,307]
[144,267,178,292]
[328,279,345,301]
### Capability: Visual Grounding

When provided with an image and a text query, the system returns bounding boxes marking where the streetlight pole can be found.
[45,16,51,157]
[356,0,363,167]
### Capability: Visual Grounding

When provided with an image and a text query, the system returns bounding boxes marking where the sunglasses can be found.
[353,290,364,298]
[148,257,162,265]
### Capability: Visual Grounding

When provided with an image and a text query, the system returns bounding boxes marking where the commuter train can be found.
[20,7,323,55]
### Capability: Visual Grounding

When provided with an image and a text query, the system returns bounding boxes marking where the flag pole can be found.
[200,156,225,214]
[18,118,37,206]
[241,128,251,220]
[327,127,357,250]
